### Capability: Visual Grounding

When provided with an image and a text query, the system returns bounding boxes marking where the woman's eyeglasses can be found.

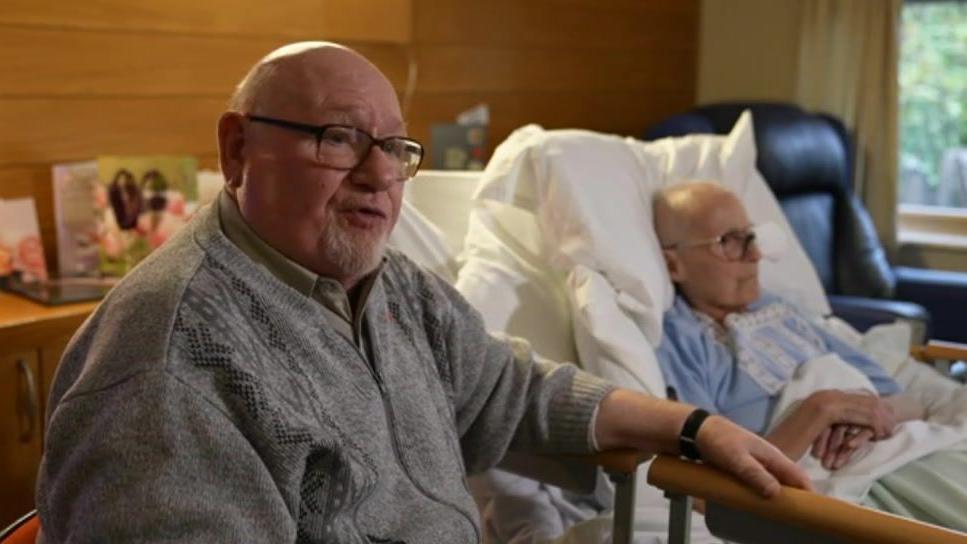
[662,222,786,261]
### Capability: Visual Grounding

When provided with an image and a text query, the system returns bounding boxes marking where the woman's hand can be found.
[805,389,897,439]
[766,389,894,464]
[811,424,875,470]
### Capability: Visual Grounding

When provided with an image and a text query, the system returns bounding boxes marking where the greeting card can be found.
[0,197,49,283]
[94,156,198,276]
[52,161,100,277]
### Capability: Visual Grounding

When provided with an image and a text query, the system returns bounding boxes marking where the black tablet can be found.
[1,277,117,305]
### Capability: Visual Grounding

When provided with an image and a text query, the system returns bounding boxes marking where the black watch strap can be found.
[679,408,711,461]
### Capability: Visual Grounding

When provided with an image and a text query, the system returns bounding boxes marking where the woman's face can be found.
[667,195,762,318]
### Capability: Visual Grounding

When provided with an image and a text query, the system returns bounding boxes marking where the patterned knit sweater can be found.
[37,203,614,543]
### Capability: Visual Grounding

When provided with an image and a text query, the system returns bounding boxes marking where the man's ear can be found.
[217,112,246,194]
[663,249,686,282]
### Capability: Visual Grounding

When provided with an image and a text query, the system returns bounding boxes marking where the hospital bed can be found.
[391,116,967,543]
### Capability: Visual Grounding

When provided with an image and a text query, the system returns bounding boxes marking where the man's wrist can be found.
[679,408,711,461]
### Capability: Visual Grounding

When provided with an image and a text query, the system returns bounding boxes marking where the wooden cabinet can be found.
[0,349,42,528]
[0,293,95,527]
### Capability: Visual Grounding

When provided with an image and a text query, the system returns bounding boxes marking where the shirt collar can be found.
[676,295,728,343]
[217,190,384,323]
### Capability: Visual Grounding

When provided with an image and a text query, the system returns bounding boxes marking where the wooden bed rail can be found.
[566,448,654,474]
[646,454,967,544]
[911,339,967,362]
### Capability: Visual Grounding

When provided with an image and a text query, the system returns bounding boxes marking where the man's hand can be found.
[594,390,813,497]
[695,414,814,497]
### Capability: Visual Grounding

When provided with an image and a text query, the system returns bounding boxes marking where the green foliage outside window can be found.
[898,1,967,206]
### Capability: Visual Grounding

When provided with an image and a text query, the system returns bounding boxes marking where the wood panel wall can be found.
[697,0,801,104]
[408,1,699,147]
[0,0,699,273]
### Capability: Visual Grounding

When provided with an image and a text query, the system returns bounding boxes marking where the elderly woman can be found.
[654,181,966,531]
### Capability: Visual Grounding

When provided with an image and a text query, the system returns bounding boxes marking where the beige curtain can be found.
[796,0,903,254]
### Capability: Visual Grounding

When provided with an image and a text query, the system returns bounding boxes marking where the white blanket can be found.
[769,353,967,502]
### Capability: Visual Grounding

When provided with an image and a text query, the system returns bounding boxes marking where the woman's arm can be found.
[765,394,831,461]
[882,394,926,424]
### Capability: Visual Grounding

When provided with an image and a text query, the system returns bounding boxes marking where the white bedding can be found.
[769,351,967,503]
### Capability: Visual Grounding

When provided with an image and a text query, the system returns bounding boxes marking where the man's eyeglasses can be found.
[245,114,425,180]
[662,223,785,262]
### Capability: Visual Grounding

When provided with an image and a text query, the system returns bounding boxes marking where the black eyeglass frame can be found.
[244,114,425,178]
[661,226,759,262]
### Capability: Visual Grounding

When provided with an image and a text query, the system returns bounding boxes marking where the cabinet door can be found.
[0,350,43,528]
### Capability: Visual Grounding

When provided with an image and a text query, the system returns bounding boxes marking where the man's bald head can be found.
[228,42,397,121]
[653,181,743,247]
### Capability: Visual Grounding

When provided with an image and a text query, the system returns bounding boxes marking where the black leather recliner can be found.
[644,102,967,343]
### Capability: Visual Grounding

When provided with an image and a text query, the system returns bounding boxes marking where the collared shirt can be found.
[217,190,380,358]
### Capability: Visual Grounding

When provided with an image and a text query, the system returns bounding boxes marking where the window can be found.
[897,1,967,209]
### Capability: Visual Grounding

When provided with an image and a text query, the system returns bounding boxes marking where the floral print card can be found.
[94,156,198,276]
[0,197,49,283]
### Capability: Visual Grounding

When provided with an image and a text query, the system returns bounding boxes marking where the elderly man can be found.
[37,44,808,543]
[654,181,967,530]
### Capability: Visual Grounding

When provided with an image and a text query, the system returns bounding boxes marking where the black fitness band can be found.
[679,408,711,461]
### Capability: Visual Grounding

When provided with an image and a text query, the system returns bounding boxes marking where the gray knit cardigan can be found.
[37,203,614,543]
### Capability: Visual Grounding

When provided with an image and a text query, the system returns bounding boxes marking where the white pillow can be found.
[388,198,457,282]
[389,170,484,284]
[456,199,578,364]
[568,265,666,397]
[468,112,828,348]
[403,170,482,257]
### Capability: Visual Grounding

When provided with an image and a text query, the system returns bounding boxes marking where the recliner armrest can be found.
[827,294,930,343]
[895,266,967,343]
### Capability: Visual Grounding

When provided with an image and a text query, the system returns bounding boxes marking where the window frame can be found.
[895,0,967,253]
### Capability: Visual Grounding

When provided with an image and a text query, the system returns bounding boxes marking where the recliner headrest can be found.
[696,104,852,197]
[646,103,854,198]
